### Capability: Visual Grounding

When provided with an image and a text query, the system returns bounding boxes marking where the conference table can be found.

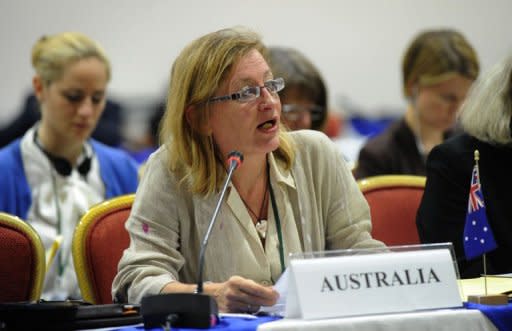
[258,307,495,331]
[113,302,511,331]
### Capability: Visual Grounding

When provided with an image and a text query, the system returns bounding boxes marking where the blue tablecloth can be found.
[117,303,512,331]
[465,302,512,331]
[118,315,281,331]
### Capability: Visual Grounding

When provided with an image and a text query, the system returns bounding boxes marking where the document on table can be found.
[259,268,289,316]
[458,276,512,301]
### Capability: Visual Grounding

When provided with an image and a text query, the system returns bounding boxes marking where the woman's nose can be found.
[77,98,95,116]
[261,86,279,101]
[258,87,278,108]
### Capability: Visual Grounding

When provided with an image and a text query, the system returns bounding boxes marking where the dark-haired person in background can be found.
[0,32,138,300]
[354,29,479,179]
[267,46,328,132]
[417,53,512,278]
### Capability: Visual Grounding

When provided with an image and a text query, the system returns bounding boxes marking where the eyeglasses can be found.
[281,104,324,121]
[208,77,285,104]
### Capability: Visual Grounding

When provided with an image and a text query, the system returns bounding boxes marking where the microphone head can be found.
[226,150,243,170]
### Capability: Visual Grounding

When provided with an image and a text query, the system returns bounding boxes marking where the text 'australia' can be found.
[321,268,440,292]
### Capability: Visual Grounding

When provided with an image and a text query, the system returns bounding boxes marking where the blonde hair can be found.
[459,53,512,144]
[31,32,111,85]
[160,26,295,196]
[402,29,479,98]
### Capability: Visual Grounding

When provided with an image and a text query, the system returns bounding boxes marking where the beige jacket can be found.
[112,130,384,303]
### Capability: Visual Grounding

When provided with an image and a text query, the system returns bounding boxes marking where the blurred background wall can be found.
[2,0,511,148]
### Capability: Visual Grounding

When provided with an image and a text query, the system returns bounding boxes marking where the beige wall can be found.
[1,0,512,123]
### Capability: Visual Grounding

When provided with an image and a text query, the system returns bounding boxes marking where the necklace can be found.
[240,178,269,239]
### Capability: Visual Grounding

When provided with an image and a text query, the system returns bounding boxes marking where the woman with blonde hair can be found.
[0,32,138,300]
[112,26,384,311]
[417,52,512,278]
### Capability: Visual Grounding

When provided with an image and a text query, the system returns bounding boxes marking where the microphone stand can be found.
[196,152,241,293]
[141,151,243,329]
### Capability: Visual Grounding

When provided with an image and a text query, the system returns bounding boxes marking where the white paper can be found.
[258,268,289,316]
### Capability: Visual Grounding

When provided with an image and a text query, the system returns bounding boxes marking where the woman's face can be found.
[280,88,317,130]
[35,57,108,145]
[414,74,473,131]
[208,49,281,159]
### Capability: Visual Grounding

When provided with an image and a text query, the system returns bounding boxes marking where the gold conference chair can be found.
[72,194,134,304]
[357,175,426,246]
[0,212,45,302]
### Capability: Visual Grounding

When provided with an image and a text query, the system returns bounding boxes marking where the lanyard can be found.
[267,163,285,274]
[51,174,67,277]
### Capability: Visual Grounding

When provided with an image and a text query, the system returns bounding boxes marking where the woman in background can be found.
[0,32,139,300]
[417,53,512,278]
[354,29,479,179]
[267,46,328,132]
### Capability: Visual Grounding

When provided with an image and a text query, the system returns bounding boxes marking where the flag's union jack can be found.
[468,170,484,213]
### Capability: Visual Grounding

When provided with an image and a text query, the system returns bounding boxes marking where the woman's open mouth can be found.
[257,118,277,131]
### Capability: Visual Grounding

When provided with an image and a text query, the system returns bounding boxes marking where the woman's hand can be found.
[205,275,279,313]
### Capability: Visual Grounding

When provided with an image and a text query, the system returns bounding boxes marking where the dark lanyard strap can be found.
[37,129,67,277]
[267,163,285,274]
[51,174,65,277]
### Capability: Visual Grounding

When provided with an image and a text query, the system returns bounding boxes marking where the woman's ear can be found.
[185,105,211,135]
[32,75,45,102]
[406,83,419,105]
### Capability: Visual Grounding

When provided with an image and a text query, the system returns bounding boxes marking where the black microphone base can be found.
[141,293,218,329]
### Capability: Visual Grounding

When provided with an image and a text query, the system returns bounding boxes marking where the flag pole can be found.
[474,150,489,296]
[466,149,506,305]
[483,253,488,295]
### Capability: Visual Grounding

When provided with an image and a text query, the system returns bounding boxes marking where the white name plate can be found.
[285,248,462,319]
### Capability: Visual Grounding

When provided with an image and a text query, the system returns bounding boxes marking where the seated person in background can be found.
[267,46,328,132]
[417,53,512,279]
[112,26,384,310]
[126,101,165,164]
[0,32,139,300]
[0,93,125,148]
[354,29,479,179]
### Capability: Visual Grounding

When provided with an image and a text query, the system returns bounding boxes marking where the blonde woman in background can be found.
[354,29,479,179]
[0,32,139,300]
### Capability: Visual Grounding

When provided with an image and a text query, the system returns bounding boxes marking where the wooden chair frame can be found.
[358,175,426,192]
[72,194,134,304]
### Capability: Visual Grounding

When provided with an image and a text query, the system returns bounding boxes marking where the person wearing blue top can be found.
[0,32,138,300]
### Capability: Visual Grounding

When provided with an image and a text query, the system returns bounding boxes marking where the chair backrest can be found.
[72,194,134,304]
[0,212,45,302]
[357,175,426,246]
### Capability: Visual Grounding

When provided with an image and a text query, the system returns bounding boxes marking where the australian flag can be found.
[463,163,497,260]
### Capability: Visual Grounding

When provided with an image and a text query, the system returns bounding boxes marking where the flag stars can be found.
[472,220,476,226]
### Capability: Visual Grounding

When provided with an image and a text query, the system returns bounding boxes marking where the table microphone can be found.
[141,151,244,329]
